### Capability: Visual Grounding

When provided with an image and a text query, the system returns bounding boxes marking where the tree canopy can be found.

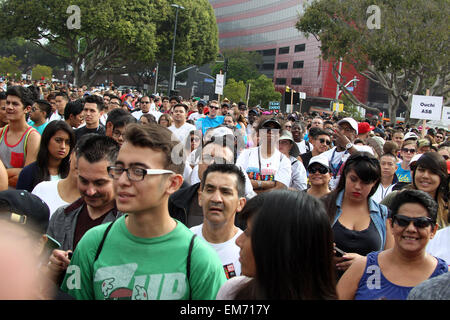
[296,0,449,123]
[211,49,263,84]
[0,0,219,86]
[247,75,281,108]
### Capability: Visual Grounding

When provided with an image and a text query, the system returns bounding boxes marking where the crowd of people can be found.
[0,79,448,300]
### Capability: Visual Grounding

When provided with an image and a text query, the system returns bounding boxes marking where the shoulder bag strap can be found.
[187,233,197,300]
[94,219,117,262]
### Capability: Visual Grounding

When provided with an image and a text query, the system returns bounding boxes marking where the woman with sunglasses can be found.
[306,155,331,198]
[382,152,449,229]
[278,130,307,191]
[337,189,447,300]
[321,152,394,279]
[396,139,416,183]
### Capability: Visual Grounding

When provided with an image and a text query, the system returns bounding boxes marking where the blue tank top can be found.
[355,251,448,300]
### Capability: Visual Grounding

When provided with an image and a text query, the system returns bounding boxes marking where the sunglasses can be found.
[393,214,434,229]
[308,166,329,174]
[209,106,220,110]
[442,155,449,160]
[401,148,416,154]
[319,138,331,145]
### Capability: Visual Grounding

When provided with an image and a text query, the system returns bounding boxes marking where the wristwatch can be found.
[345,142,353,150]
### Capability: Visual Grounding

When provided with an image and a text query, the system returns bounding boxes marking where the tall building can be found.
[210,0,371,112]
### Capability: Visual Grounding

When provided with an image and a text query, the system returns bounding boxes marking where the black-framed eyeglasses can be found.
[319,138,331,145]
[112,130,124,138]
[308,166,329,174]
[393,214,434,229]
[107,166,174,181]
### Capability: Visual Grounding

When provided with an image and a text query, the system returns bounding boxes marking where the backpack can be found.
[93,219,197,299]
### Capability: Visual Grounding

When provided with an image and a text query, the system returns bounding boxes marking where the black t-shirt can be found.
[75,124,106,141]
[300,151,313,169]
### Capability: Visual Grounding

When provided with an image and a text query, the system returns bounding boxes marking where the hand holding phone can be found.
[334,246,346,257]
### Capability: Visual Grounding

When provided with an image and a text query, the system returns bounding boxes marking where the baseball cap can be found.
[358,122,375,134]
[403,132,418,141]
[261,118,282,129]
[197,100,206,106]
[0,190,60,249]
[248,109,258,115]
[308,155,330,171]
[279,131,300,158]
[337,117,358,134]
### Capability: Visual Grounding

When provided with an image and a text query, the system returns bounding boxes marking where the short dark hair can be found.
[106,108,129,125]
[162,96,170,102]
[202,163,246,197]
[55,92,69,101]
[113,115,137,130]
[34,100,52,119]
[310,128,330,139]
[83,95,104,111]
[0,92,6,100]
[76,134,120,165]
[169,96,180,103]
[64,99,84,120]
[124,123,185,174]
[173,103,188,112]
[6,86,34,108]
[390,189,438,223]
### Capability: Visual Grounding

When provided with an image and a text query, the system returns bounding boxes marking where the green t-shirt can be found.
[61,215,226,300]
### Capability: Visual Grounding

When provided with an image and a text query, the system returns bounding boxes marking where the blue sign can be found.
[269,101,280,110]
[204,78,214,83]
[346,86,354,92]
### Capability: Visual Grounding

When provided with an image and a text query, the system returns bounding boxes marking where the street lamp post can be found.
[168,4,185,96]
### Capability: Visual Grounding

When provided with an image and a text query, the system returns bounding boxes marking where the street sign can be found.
[215,74,224,95]
[442,107,450,124]
[299,92,306,100]
[410,95,443,121]
[269,101,281,110]
[346,86,354,92]
[332,103,344,112]
[204,78,214,83]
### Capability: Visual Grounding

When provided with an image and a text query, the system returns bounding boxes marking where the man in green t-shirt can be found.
[61,123,226,300]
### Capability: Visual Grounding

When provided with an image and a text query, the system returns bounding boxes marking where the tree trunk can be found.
[388,93,399,125]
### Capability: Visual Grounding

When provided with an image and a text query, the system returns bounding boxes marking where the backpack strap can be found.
[94,219,116,262]
[187,234,197,300]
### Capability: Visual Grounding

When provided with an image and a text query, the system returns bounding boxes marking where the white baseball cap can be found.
[338,117,358,134]
[308,154,330,170]
[403,132,419,141]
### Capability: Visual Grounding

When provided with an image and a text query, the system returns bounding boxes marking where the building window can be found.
[278,46,289,54]
[261,63,275,70]
[291,77,302,85]
[293,60,304,69]
[294,44,306,52]
[275,78,287,85]
[262,49,276,56]
[277,62,288,70]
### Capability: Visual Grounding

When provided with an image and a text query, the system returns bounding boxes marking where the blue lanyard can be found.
[330,148,348,178]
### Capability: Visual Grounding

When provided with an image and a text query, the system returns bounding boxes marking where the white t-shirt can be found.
[49,111,64,122]
[289,156,307,191]
[132,110,162,122]
[322,145,374,190]
[188,112,203,122]
[426,226,450,266]
[31,180,69,218]
[190,224,243,278]
[236,147,292,188]
[297,140,313,155]
[371,183,395,203]
[168,122,196,144]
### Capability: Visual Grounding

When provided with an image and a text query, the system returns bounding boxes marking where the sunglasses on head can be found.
[401,148,416,154]
[319,138,331,145]
[308,166,329,174]
[393,214,434,228]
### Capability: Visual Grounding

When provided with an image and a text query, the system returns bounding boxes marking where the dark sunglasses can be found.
[308,166,329,174]
[209,106,220,110]
[442,155,449,160]
[319,138,331,145]
[401,148,416,154]
[393,214,434,228]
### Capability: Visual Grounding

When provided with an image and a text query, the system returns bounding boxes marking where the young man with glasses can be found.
[61,123,226,300]
[300,128,331,168]
[132,96,162,123]
[196,100,224,135]
[28,100,52,135]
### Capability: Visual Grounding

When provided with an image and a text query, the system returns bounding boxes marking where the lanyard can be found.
[330,148,348,179]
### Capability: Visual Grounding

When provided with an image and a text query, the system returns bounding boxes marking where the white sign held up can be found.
[442,107,450,124]
[215,74,224,95]
[410,95,443,121]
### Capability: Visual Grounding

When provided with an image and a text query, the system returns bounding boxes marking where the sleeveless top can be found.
[333,219,381,257]
[355,251,448,300]
[0,125,36,168]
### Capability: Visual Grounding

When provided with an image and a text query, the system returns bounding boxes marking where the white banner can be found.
[215,74,224,95]
[410,95,443,121]
[442,107,450,124]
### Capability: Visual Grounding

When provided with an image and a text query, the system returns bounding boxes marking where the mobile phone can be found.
[334,246,346,257]
[68,251,73,260]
